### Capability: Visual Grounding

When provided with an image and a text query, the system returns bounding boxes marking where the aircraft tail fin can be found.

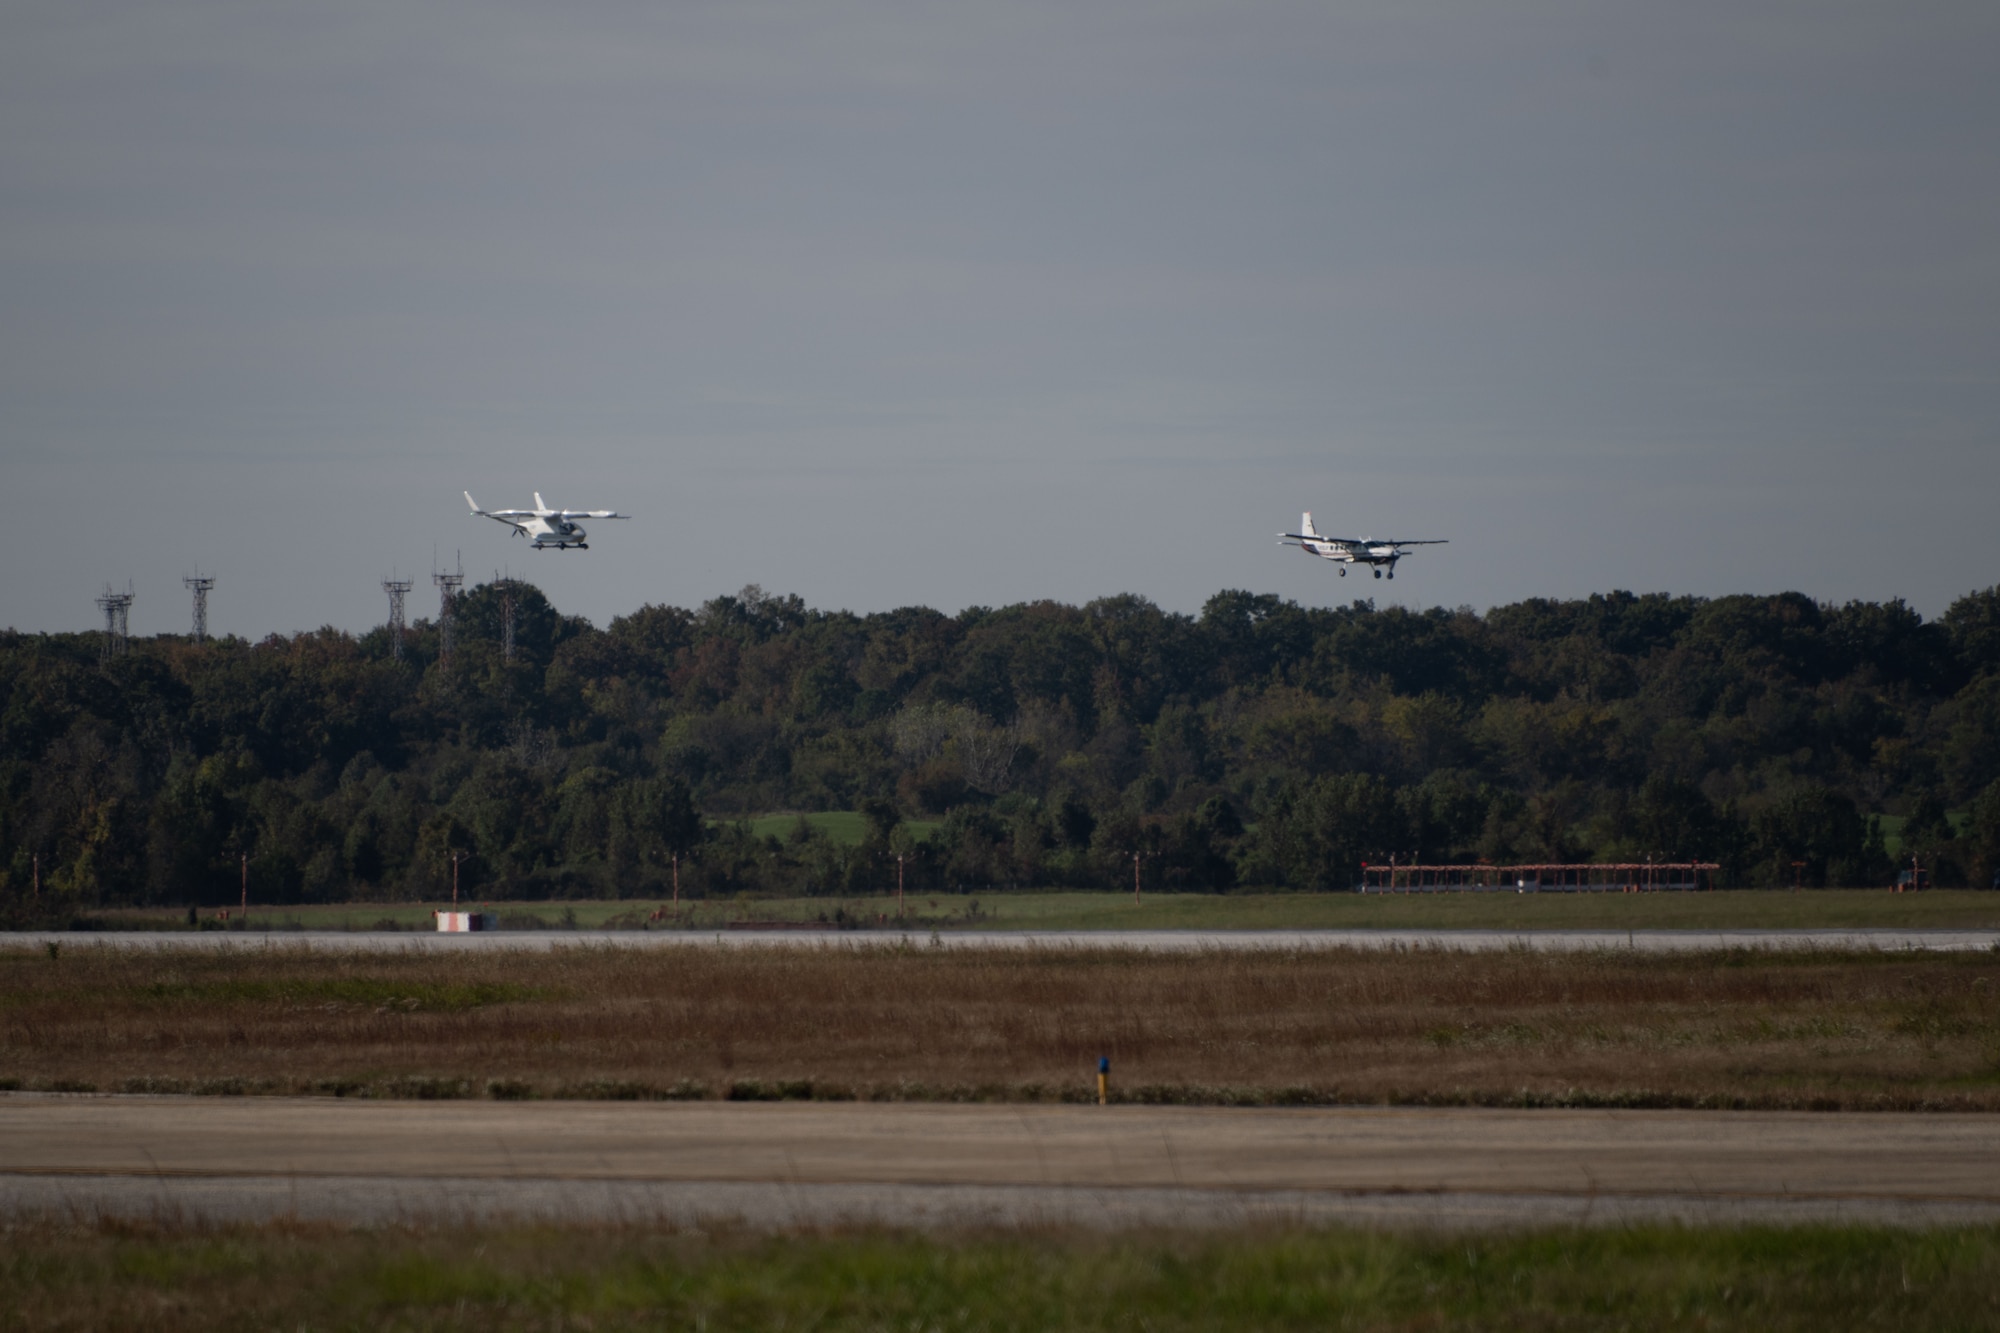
[465,491,482,514]
[1300,511,1319,538]
[534,491,549,513]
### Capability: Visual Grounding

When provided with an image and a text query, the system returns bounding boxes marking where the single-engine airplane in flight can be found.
[465,492,629,550]
[1279,512,1446,579]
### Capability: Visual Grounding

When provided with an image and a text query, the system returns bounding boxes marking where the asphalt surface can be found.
[4,928,1998,952]
[4,1097,1996,1230]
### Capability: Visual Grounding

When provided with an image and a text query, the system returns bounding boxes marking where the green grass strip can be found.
[3,1222,1998,1330]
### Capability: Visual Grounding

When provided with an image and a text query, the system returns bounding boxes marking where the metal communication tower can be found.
[495,577,519,661]
[433,561,465,666]
[96,583,134,661]
[382,577,413,661]
[183,570,215,642]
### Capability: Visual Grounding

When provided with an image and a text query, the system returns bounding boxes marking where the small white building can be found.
[435,911,497,932]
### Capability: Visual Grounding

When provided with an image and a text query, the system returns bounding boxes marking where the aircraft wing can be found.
[557,509,629,520]
[1279,531,1362,544]
[1383,539,1449,546]
[465,492,534,522]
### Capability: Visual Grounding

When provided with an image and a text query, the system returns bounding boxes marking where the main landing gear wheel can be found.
[1373,569,1382,579]
[1338,568,1346,577]
[1387,570,1394,579]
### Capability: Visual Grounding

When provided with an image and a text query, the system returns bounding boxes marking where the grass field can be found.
[5,942,1998,1108]
[2,1219,1995,1331]
[82,888,2000,934]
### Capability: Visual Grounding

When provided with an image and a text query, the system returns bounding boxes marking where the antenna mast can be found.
[433,554,464,667]
[183,569,215,642]
[96,583,134,661]
[382,575,413,661]
[495,574,518,661]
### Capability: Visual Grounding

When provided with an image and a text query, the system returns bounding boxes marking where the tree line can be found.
[5,581,1999,912]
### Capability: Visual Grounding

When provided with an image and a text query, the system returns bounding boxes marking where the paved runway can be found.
[4,1096,1996,1229]
[5,928,1998,952]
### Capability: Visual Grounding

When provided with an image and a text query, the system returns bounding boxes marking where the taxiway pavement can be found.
[4,1097,1995,1229]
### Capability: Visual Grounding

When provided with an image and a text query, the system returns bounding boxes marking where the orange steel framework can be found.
[1358,861,1720,893]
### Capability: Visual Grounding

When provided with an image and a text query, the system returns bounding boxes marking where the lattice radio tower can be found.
[96,582,134,661]
[433,556,464,667]
[494,574,519,661]
[382,575,413,661]
[183,569,215,642]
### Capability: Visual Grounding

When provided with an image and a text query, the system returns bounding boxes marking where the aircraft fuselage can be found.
[522,517,587,549]
[465,491,625,551]
[1278,513,1444,579]
[1296,539,1403,567]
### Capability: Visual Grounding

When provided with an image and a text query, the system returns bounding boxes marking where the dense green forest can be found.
[5,582,2000,911]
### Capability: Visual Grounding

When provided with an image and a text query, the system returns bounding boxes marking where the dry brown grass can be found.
[4,943,1999,1108]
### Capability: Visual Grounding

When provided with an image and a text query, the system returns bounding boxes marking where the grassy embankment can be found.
[2,1220,1997,1331]
[5,943,1997,1108]
[84,888,2000,933]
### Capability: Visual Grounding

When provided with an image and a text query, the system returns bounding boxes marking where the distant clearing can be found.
[1875,809,1973,857]
[740,811,941,846]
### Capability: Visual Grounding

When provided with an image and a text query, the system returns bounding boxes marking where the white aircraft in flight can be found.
[465,492,629,551]
[1278,512,1447,579]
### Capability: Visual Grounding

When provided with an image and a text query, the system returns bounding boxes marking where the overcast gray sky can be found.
[5,0,1996,639]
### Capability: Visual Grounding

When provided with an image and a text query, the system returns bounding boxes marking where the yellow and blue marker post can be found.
[1097,1056,1110,1106]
